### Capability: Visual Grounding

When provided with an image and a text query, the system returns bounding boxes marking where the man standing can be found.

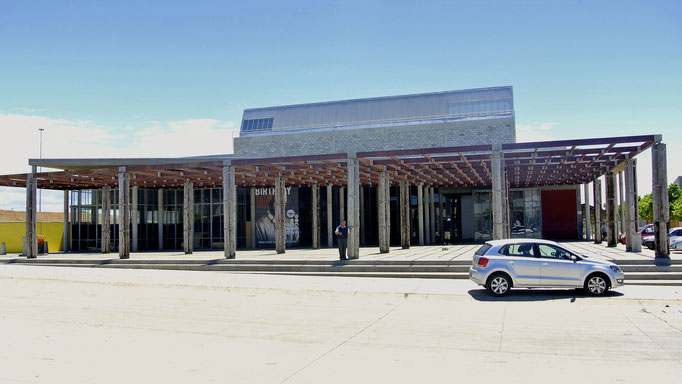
[444,218,452,245]
[335,220,350,260]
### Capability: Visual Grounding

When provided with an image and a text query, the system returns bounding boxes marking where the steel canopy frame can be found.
[0,135,659,190]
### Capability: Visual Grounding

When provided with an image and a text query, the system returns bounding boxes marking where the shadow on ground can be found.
[468,288,624,302]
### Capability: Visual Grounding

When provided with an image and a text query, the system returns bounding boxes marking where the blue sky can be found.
[0,0,681,211]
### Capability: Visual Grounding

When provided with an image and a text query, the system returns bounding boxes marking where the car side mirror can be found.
[570,255,578,262]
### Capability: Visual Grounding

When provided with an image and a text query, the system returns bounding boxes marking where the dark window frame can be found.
[500,243,537,258]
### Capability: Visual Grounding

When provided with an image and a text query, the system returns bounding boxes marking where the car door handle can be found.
[507,261,514,265]
[541,263,549,267]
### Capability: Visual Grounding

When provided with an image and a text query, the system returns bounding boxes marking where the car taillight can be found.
[478,257,489,267]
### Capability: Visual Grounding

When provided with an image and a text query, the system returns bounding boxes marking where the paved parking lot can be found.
[1,265,681,383]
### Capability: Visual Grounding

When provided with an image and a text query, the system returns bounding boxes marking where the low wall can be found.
[0,222,64,253]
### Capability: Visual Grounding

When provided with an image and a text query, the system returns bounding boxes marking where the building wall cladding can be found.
[236,87,516,158]
[235,117,515,158]
[241,87,513,133]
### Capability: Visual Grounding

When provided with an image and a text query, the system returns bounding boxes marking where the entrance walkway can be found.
[2,241,680,263]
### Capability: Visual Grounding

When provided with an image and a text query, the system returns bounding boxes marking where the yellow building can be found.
[0,222,64,254]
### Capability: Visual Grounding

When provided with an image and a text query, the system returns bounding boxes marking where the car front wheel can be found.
[585,274,610,296]
[487,273,512,297]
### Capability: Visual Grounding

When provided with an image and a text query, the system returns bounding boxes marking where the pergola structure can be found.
[1,134,670,259]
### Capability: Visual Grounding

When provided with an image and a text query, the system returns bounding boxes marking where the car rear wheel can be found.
[585,274,610,296]
[487,273,511,297]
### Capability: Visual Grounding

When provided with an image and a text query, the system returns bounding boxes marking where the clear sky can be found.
[0,0,681,211]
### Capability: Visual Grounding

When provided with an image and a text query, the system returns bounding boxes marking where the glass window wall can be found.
[509,188,542,239]
[473,191,492,241]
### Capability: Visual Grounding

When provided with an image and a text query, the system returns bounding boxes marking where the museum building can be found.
[0,86,671,258]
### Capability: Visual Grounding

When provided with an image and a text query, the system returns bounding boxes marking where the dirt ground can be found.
[0,209,64,222]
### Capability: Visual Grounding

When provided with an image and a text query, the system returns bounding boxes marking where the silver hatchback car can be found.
[469,239,625,296]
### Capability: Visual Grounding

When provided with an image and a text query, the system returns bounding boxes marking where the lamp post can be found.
[38,128,44,212]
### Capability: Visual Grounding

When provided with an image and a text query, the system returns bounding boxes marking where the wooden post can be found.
[606,172,617,247]
[63,190,69,253]
[327,185,333,248]
[384,173,391,251]
[347,156,360,259]
[25,167,37,258]
[618,172,625,236]
[131,186,138,252]
[378,171,386,252]
[417,184,424,245]
[434,188,441,243]
[652,142,670,258]
[223,163,237,259]
[101,185,111,253]
[378,171,389,253]
[429,187,435,244]
[491,149,507,240]
[624,158,640,252]
[424,187,431,244]
[118,168,130,259]
[400,177,410,249]
[312,183,320,249]
[275,176,286,254]
[183,179,194,254]
[593,178,603,244]
[583,183,591,240]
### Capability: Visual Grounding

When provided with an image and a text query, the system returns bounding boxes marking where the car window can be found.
[644,226,655,234]
[537,244,573,260]
[501,243,535,257]
[475,244,492,256]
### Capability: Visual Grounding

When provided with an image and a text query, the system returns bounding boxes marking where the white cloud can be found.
[132,118,236,157]
[516,121,559,142]
[0,113,236,211]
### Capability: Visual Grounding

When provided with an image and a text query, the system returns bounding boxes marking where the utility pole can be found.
[39,128,44,212]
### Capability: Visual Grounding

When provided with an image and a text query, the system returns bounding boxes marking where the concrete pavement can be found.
[3,240,680,263]
[1,265,681,383]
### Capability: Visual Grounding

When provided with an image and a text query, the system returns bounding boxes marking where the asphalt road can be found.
[1,265,681,383]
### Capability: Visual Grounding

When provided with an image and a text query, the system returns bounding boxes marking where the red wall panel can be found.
[541,189,578,240]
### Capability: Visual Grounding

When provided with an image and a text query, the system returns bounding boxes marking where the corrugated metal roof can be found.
[240,86,513,136]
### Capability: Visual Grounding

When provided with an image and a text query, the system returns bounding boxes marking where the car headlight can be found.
[610,266,622,273]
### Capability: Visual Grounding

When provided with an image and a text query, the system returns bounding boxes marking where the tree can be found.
[638,183,682,223]
[669,183,682,222]
[673,198,682,223]
[639,194,653,222]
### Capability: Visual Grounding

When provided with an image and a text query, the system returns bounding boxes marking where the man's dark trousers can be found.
[338,238,348,260]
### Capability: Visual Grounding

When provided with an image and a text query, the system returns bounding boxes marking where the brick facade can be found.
[234,117,515,158]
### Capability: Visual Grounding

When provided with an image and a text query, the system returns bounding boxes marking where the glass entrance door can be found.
[442,194,462,243]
